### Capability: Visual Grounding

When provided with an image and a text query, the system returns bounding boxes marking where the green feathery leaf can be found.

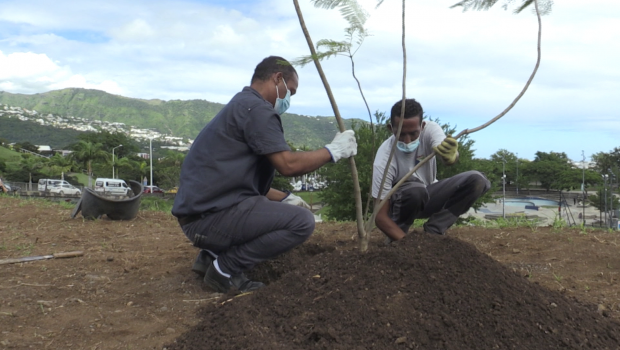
[311,0,368,31]
[292,48,347,68]
[450,0,552,14]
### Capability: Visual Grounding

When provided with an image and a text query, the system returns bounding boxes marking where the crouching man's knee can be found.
[292,208,316,242]
[394,181,429,209]
[467,171,491,196]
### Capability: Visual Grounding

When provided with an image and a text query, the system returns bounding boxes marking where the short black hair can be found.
[390,98,423,125]
[251,56,297,83]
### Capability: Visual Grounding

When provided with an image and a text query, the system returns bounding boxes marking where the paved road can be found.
[464,200,616,229]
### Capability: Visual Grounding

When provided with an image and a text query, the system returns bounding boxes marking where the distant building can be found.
[571,160,595,169]
[54,150,74,157]
[161,146,189,152]
[37,145,53,155]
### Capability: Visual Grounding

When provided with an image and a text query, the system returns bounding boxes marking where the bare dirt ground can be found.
[1,195,620,349]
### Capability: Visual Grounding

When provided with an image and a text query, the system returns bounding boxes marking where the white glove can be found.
[281,192,311,210]
[325,130,357,162]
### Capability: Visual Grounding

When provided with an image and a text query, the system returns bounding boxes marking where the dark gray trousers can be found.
[390,170,491,235]
[180,196,315,275]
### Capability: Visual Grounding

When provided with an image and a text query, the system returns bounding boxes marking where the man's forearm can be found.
[375,214,406,241]
[283,149,332,176]
[267,149,332,177]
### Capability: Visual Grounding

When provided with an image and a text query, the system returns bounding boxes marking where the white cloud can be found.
[0,50,123,95]
[0,51,64,78]
[109,19,156,42]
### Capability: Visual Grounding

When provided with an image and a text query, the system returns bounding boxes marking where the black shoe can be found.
[191,250,214,277]
[204,262,232,293]
[204,262,265,293]
[231,273,265,293]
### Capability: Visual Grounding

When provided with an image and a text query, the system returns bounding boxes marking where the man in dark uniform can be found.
[172,56,357,293]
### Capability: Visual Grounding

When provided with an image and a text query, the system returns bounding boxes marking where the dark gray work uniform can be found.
[172,87,315,275]
[389,171,491,235]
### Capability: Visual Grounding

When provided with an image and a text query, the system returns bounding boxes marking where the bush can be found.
[320,112,390,221]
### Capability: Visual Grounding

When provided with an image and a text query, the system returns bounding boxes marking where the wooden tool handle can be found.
[0,258,25,265]
[53,251,84,258]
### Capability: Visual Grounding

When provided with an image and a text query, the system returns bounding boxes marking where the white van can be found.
[38,179,71,192]
[94,178,130,196]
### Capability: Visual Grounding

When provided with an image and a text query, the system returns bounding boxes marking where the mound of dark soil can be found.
[166,233,620,350]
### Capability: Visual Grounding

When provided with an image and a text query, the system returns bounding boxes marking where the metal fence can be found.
[2,181,84,197]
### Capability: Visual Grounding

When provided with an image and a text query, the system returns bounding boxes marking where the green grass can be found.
[0,146,21,162]
[140,196,174,212]
[296,191,323,206]
[295,191,330,219]
[69,172,91,187]
[454,215,543,231]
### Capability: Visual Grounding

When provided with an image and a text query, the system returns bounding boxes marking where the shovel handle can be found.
[53,251,84,258]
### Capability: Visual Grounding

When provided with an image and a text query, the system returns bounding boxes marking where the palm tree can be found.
[46,153,76,179]
[71,141,109,187]
[138,160,149,185]
[450,0,553,14]
[19,155,44,191]
[114,157,133,180]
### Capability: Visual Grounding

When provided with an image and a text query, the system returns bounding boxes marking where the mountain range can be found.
[0,88,363,149]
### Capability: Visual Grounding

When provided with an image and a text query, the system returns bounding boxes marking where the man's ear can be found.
[387,123,393,133]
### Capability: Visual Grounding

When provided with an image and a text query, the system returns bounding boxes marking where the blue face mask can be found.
[274,78,291,115]
[396,139,419,154]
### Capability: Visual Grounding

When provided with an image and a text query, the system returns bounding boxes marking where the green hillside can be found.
[0,145,21,162]
[0,89,362,148]
[0,115,85,148]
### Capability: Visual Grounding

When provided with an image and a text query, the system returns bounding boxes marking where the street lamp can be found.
[112,145,123,179]
[608,168,616,228]
[603,174,608,228]
[149,138,154,191]
[581,151,585,226]
[502,160,506,219]
[516,153,519,196]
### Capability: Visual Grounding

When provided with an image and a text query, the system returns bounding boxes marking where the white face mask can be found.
[396,139,420,153]
[274,78,291,115]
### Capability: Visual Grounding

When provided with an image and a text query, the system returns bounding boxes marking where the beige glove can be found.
[281,192,311,210]
[433,136,458,165]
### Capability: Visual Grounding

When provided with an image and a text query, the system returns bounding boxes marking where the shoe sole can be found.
[204,277,230,293]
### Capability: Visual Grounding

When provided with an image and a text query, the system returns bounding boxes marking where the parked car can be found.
[143,186,164,194]
[94,178,131,196]
[166,187,178,194]
[38,179,71,192]
[49,184,82,197]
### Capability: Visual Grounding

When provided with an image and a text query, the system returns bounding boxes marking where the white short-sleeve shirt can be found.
[372,120,447,200]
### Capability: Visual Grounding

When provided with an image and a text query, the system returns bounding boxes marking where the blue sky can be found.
[0,0,618,162]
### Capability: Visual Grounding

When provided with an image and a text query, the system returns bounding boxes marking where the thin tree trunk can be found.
[293,0,368,251]
[364,0,408,235]
[88,160,92,188]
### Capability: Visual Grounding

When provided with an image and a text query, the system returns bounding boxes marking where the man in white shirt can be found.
[372,99,490,242]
